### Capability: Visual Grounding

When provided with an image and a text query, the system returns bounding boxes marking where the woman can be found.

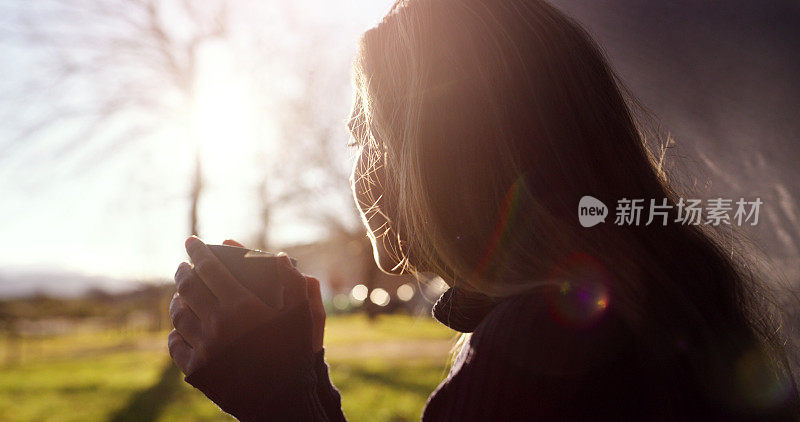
[167,0,800,420]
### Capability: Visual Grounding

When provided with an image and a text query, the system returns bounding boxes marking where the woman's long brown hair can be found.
[348,0,799,415]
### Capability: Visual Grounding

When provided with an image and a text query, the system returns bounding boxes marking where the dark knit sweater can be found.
[183,285,796,421]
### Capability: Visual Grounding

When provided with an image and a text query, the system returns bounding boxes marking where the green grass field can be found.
[0,314,456,422]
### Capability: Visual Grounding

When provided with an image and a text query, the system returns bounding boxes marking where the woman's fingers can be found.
[169,237,302,376]
[169,293,204,348]
[168,329,193,374]
[222,239,245,247]
[174,262,218,319]
[306,276,325,325]
[305,275,326,353]
[277,255,308,308]
[185,236,251,305]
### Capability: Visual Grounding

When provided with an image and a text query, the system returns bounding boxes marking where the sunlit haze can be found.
[0,0,395,294]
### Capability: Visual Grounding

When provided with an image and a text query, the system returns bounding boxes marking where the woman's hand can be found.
[168,237,327,376]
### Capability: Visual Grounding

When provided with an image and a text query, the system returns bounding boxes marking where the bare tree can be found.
[4,0,230,236]
[4,1,382,318]
[246,10,362,251]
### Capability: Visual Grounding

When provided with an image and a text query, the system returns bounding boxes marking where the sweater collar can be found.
[432,286,500,333]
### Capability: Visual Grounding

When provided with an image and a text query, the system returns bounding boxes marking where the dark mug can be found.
[206,244,298,310]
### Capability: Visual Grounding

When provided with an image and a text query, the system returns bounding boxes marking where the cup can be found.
[206,244,298,310]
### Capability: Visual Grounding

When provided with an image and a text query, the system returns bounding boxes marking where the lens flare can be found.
[734,347,793,410]
[545,253,611,329]
[474,175,525,277]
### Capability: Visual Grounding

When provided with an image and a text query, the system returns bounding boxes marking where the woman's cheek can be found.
[350,149,370,224]
[350,146,401,274]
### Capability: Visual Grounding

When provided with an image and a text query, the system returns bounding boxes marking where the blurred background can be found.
[0,0,798,421]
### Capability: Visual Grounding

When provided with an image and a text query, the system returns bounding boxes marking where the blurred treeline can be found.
[0,285,173,328]
[0,284,172,364]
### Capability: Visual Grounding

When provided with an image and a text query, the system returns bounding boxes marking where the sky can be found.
[0,0,396,291]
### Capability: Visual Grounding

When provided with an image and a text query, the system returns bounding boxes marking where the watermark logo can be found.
[579,197,762,227]
[578,196,608,227]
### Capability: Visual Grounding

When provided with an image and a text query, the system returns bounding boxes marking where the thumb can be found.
[222,239,245,247]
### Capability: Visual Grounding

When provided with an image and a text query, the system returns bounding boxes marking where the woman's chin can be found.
[375,253,405,276]
[369,243,405,275]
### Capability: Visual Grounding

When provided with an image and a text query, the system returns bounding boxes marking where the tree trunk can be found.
[189,152,202,236]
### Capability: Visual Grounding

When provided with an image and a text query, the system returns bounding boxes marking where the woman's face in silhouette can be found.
[349,138,404,275]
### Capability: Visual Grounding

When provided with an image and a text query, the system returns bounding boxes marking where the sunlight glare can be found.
[192,43,261,174]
